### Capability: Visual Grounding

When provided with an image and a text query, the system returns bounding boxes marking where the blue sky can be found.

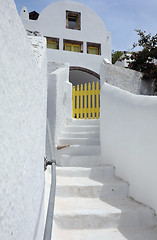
[14,0,157,51]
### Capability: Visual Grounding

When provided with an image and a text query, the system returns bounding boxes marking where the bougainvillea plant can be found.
[127,30,157,93]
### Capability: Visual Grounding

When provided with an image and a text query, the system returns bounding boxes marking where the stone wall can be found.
[101,62,154,95]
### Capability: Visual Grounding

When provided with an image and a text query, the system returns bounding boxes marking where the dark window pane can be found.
[68,18,76,28]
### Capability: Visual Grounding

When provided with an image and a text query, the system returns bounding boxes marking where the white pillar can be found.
[83,41,86,54]
[60,38,63,50]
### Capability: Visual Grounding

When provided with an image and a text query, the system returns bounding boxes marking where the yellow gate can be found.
[72,82,100,119]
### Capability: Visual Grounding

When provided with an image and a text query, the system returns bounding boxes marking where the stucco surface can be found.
[28,35,47,69]
[101,63,154,95]
[100,83,157,213]
[47,51,104,74]
[0,1,47,239]
[47,63,72,157]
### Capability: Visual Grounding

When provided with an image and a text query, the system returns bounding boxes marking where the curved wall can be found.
[100,83,157,213]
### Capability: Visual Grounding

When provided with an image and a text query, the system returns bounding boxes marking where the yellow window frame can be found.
[65,43,81,52]
[88,46,99,55]
[47,40,57,49]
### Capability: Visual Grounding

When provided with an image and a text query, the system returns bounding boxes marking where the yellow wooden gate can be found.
[72,82,100,119]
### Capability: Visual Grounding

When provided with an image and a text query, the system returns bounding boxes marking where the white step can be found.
[54,197,121,229]
[61,131,100,138]
[52,224,157,240]
[63,125,100,133]
[54,197,157,230]
[56,166,114,178]
[52,227,128,240]
[68,119,100,126]
[55,145,101,157]
[56,177,128,198]
[57,155,102,167]
[58,137,100,146]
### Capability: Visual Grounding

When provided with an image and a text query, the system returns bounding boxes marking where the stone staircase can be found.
[52,119,157,240]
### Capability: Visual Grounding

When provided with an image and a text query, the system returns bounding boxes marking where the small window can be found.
[87,42,101,55]
[64,39,83,53]
[65,43,81,52]
[46,37,59,50]
[66,11,81,30]
[88,47,98,55]
[47,41,57,49]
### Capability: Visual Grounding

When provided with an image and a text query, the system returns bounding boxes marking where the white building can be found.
[20,0,111,85]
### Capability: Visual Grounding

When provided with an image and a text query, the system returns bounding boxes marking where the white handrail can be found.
[43,118,56,240]
[47,118,55,160]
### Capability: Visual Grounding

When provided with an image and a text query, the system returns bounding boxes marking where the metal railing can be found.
[43,119,56,240]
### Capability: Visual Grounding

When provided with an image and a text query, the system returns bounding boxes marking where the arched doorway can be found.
[69,66,100,86]
[70,67,100,119]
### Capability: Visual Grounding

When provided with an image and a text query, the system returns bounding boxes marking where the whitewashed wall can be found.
[47,63,72,160]
[28,35,47,72]
[47,51,104,74]
[0,1,47,240]
[21,0,111,74]
[101,62,154,95]
[100,83,157,213]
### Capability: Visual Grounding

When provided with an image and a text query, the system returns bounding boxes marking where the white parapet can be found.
[100,82,157,214]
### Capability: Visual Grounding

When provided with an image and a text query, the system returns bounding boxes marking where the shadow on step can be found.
[88,167,157,240]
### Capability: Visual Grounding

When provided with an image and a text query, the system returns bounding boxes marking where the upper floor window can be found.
[64,39,83,53]
[46,37,59,50]
[65,43,81,52]
[66,11,81,30]
[88,46,98,55]
[87,42,101,55]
